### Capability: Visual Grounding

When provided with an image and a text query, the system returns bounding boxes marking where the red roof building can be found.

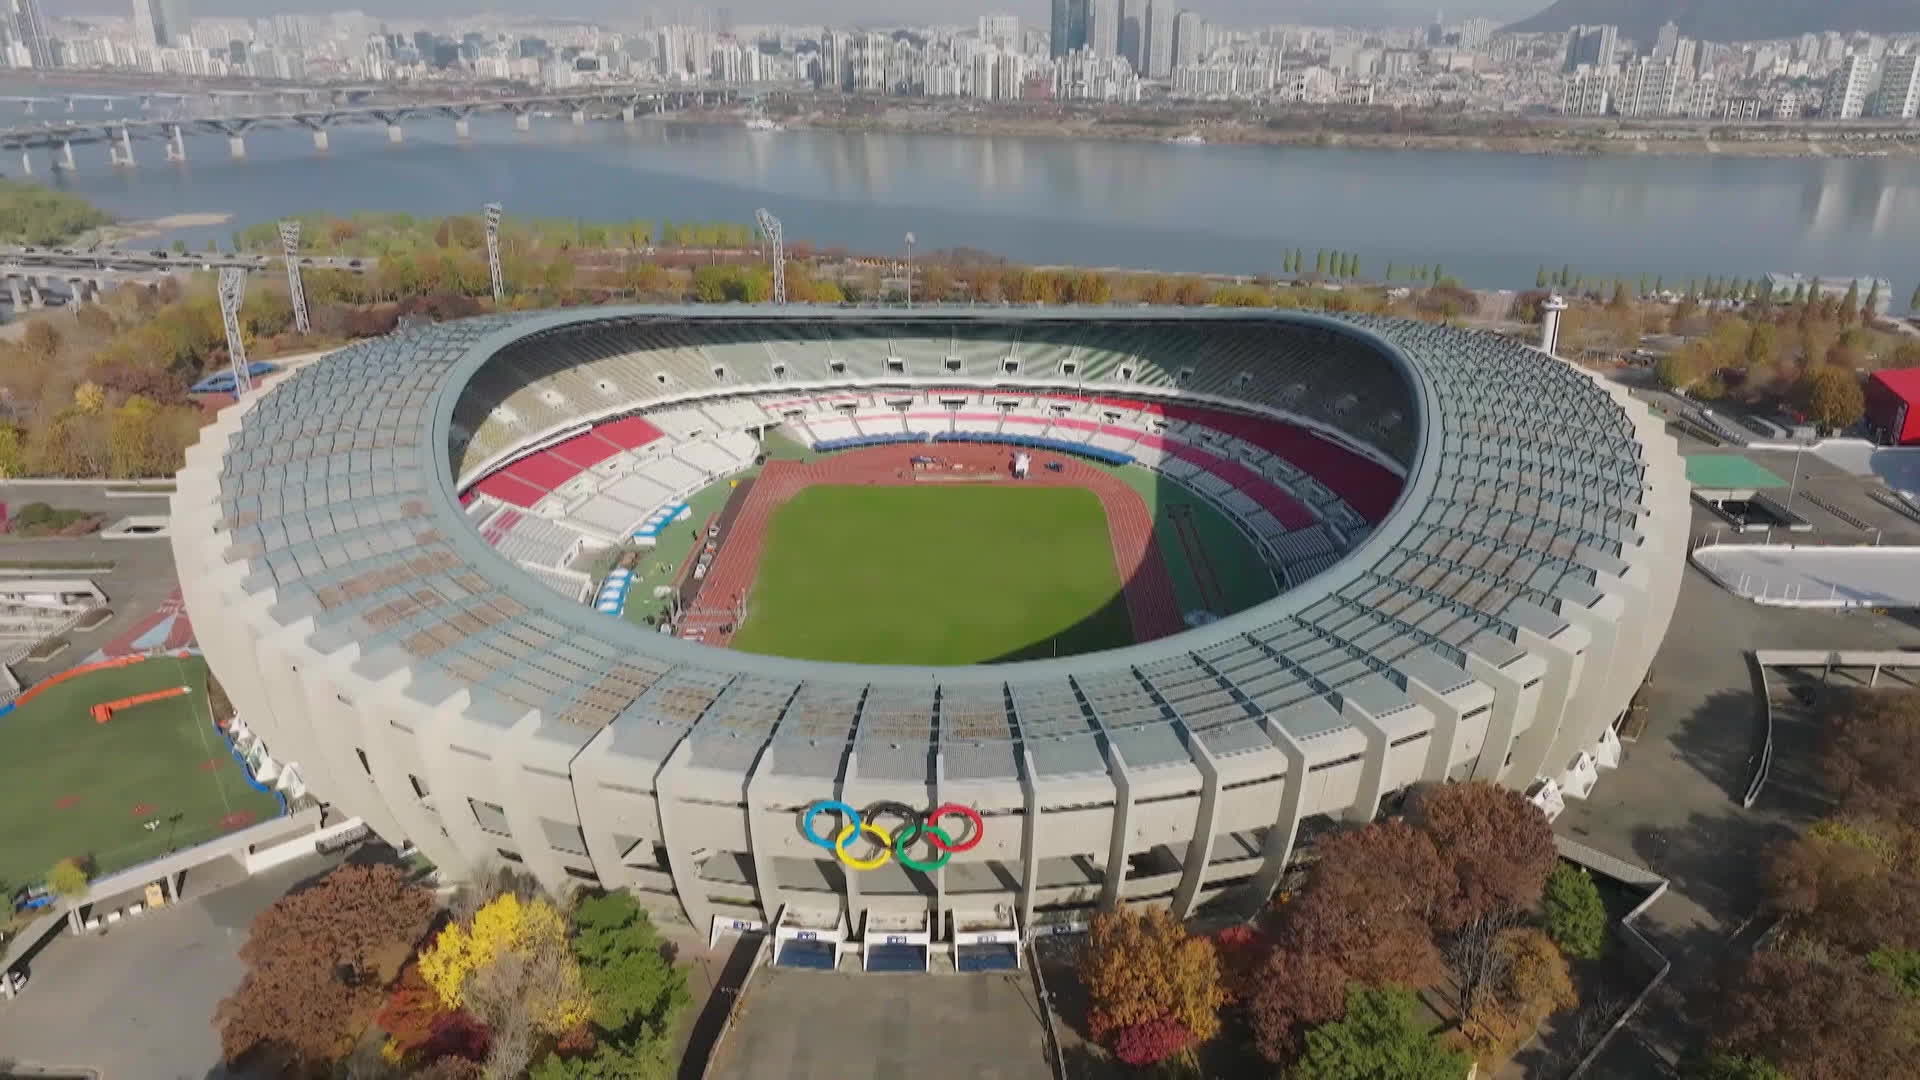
[1866,369,1920,446]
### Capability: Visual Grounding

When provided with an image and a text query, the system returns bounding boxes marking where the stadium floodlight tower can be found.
[217,267,251,398]
[278,219,309,335]
[483,202,505,304]
[754,208,785,304]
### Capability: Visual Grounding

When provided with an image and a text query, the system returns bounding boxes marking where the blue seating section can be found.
[810,431,1132,467]
[955,943,1020,972]
[189,362,279,395]
[776,939,837,970]
[865,944,927,973]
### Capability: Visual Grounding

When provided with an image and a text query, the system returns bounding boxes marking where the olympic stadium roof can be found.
[210,306,1656,778]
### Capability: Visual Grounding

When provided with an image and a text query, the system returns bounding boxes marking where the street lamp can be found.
[905,231,915,309]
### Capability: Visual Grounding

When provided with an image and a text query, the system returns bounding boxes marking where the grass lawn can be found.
[0,655,282,894]
[729,485,1133,664]
[1102,464,1278,618]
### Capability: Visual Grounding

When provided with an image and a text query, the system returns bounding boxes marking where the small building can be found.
[1865,369,1920,446]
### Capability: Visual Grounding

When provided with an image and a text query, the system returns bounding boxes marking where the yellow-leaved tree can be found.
[417,891,590,1047]
[1077,906,1225,1065]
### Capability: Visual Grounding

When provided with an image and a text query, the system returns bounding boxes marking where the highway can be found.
[0,246,371,274]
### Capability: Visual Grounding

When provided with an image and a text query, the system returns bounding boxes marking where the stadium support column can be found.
[6,278,19,309]
[1540,294,1567,355]
[17,149,29,176]
[741,749,787,926]
[1170,729,1220,920]
[930,748,947,938]
[1250,720,1309,904]
[1503,622,1589,787]
[652,741,717,932]
[1405,673,1470,782]
[1467,653,1540,782]
[1341,701,1390,823]
[1016,747,1041,933]
[1097,744,1134,910]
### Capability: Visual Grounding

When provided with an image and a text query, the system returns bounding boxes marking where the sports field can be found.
[729,485,1133,665]
[0,655,282,893]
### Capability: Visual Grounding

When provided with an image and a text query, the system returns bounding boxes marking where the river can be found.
[17,107,1920,295]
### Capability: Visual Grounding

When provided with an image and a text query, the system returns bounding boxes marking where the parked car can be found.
[12,885,53,913]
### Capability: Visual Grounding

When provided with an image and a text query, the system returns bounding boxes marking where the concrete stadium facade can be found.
[171,307,1688,943]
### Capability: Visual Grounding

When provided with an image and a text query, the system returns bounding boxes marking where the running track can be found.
[680,444,1186,648]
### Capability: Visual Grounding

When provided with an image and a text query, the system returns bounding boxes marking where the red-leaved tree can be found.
[1408,781,1558,933]
[1213,924,1275,1005]
[213,863,437,1072]
[1246,947,1350,1063]
[1278,821,1447,989]
[1111,1016,1196,1067]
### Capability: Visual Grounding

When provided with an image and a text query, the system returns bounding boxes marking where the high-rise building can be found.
[1653,20,1679,60]
[1049,0,1087,59]
[1118,0,1144,72]
[132,0,191,49]
[1830,53,1874,118]
[1087,0,1119,60]
[1563,24,1617,72]
[1172,10,1205,69]
[1560,68,1614,115]
[1144,0,1175,78]
[979,14,1020,51]
[1877,53,1920,118]
[5,0,53,68]
[1615,58,1684,117]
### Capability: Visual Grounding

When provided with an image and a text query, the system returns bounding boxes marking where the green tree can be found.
[1315,250,1328,276]
[1840,280,1860,324]
[1867,947,1920,999]
[1654,275,1665,295]
[1559,264,1572,287]
[1389,262,1399,281]
[529,1034,672,1080]
[1863,282,1882,322]
[1433,264,1445,285]
[1537,266,1548,288]
[1288,986,1469,1080]
[1910,282,1920,312]
[1542,865,1608,960]
[569,892,690,1037]
[1609,280,1630,309]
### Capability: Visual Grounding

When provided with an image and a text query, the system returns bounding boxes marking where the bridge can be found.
[1,85,748,172]
[0,246,375,311]
[0,86,386,116]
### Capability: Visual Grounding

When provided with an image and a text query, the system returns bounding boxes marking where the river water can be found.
[16,105,1920,295]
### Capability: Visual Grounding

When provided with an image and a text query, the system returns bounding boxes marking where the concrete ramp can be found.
[1692,544,1920,609]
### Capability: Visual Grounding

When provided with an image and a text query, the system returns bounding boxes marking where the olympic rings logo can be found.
[800,800,985,872]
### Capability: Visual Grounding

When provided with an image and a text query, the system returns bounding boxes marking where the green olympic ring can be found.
[892,822,954,873]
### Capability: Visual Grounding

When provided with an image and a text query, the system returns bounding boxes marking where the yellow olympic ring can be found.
[834,822,893,870]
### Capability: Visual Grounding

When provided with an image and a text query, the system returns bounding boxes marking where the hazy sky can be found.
[57,0,1551,29]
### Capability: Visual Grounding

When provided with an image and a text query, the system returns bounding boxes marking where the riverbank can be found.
[674,107,1920,160]
[80,211,233,250]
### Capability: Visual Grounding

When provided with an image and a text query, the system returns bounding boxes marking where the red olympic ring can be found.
[923,803,984,852]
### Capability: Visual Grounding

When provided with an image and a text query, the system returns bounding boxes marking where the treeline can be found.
[1693,688,1920,1078]
[233,212,758,258]
[0,181,112,247]
[1075,781,1605,1075]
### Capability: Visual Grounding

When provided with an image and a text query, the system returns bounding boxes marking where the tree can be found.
[1213,924,1274,1005]
[1111,1016,1195,1067]
[1654,275,1665,296]
[1609,280,1630,309]
[1077,906,1225,1050]
[1543,865,1608,960]
[569,891,689,1038]
[1863,282,1883,322]
[1743,324,1777,370]
[419,891,589,1048]
[1280,821,1447,990]
[1409,782,1557,935]
[1766,817,1920,954]
[1315,250,1328,276]
[1867,946,1920,999]
[1288,985,1469,1080]
[1689,1054,1790,1080]
[1796,366,1864,431]
[1537,266,1548,288]
[1455,928,1577,1065]
[1840,280,1861,324]
[215,863,437,1071]
[1710,948,1920,1080]
[528,1033,672,1080]
[46,856,87,900]
[1248,947,1350,1063]
[1910,283,1920,312]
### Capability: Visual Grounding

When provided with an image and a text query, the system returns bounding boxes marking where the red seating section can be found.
[469,417,665,510]
[1155,404,1401,523]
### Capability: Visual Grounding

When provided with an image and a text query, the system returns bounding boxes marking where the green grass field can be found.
[729,485,1133,665]
[0,655,283,894]
[1102,464,1279,618]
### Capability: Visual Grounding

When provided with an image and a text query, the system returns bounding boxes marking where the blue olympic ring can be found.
[802,800,862,850]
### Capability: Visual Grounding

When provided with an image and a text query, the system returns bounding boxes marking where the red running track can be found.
[679,444,1186,649]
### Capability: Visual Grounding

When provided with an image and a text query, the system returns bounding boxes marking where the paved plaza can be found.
[707,964,1051,1080]
[0,852,340,1080]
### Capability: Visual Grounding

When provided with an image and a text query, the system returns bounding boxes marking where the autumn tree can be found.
[1709,947,1920,1080]
[1839,280,1861,324]
[1819,689,1920,822]
[1213,924,1274,1005]
[1689,1054,1789,1080]
[1543,865,1608,960]
[1766,817,1920,955]
[1280,822,1446,989]
[1742,324,1777,370]
[419,891,590,1043]
[1077,906,1225,1055]
[1247,947,1350,1063]
[1289,985,1469,1080]
[1796,366,1864,431]
[214,863,437,1072]
[1454,928,1577,1066]
[1410,782,1557,934]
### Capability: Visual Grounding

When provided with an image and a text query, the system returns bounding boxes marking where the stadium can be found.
[171,306,1686,969]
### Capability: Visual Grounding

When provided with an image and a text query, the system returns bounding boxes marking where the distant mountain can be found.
[1503,0,1920,45]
